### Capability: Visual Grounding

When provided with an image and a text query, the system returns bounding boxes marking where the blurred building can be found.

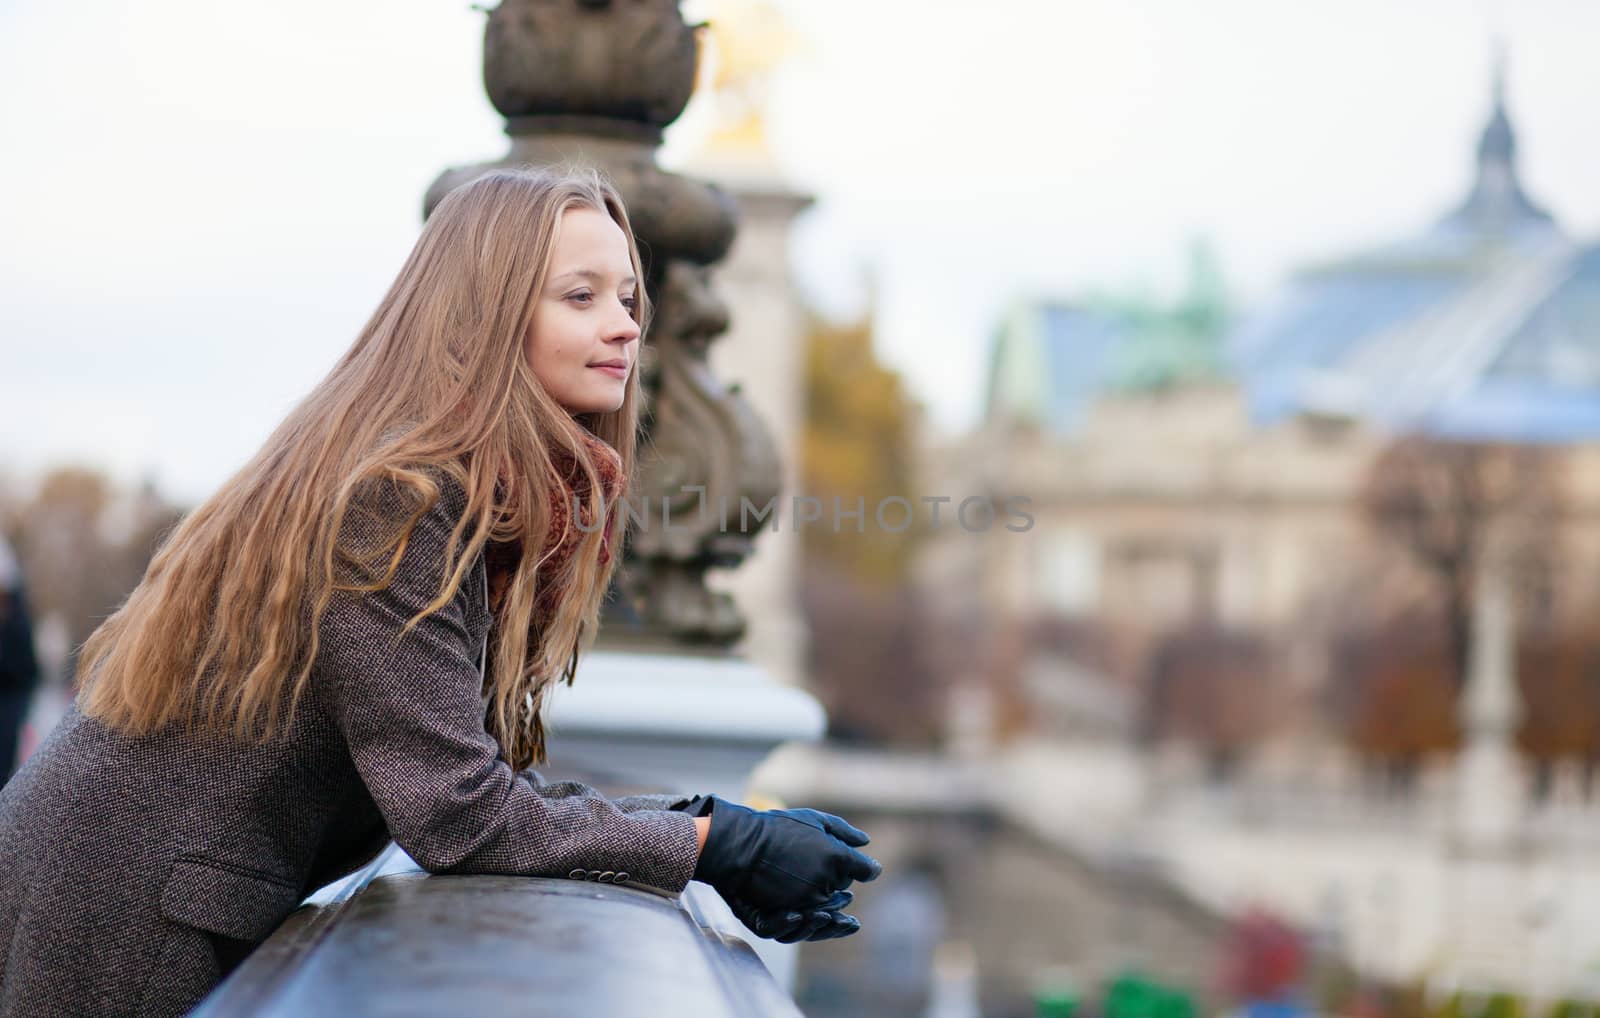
[905,55,1600,1005]
[945,55,1600,741]
[1234,58,1599,444]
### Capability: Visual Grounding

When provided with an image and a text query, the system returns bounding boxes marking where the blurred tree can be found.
[801,313,922,587]
[1359,437,1561,691]
[1141,621,1280,780]
[4,467,183,681]
[15,468,116,659]
[1328,611,1461,790]
[1328,607,1600,792]
[800,561,943,744]
[1354,438,1583,785]
[1514,630,1600,797]
[799,312,941,745]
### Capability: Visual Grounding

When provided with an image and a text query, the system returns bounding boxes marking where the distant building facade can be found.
[903,60,1600,1001]
[935,60,1600,741]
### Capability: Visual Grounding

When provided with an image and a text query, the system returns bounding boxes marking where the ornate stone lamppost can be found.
[425,0,783,649]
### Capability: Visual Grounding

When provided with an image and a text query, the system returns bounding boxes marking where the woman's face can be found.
[527,206,642,415]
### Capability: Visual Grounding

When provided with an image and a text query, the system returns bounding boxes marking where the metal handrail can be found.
[190,848,802,1018]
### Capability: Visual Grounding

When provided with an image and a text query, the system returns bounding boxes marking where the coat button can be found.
[568,868,586,879]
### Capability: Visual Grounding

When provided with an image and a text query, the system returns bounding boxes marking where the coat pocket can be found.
[158,856,303,942]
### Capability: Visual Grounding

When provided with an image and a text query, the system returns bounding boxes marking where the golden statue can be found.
[695,0,801,163]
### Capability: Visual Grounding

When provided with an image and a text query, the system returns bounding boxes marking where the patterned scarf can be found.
[485,428,626,633]
[534,428,625,624]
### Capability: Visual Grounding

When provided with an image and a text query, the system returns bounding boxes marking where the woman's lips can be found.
[590,364,628,379]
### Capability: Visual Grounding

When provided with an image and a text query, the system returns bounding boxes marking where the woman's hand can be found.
[724,887,862,943]
[682,795,881,939]
[676,794,876,941]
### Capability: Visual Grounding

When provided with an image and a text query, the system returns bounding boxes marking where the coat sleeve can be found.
[519,767,697,814]
[317,479,702,893]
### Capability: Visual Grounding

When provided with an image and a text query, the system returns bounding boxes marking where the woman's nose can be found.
[610,306,641,343]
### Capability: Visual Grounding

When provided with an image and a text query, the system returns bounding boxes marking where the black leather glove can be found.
[682,795,862,941]
[726,887,862,944]
[676,796,867,938]
[678,795,880,934]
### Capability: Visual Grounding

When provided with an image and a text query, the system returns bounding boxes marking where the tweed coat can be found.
[0,473,702,1017]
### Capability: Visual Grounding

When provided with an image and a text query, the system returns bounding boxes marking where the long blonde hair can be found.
[76,167,650,770]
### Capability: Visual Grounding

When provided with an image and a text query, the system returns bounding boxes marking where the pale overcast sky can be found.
[3,0,1598,502]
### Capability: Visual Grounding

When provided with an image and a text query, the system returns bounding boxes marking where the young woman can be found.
[0,169,881,1017]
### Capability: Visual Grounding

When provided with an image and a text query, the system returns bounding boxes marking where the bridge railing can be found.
[191,842,802,1018]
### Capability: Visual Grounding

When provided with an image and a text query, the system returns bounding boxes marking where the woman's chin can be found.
[560,389,626,416]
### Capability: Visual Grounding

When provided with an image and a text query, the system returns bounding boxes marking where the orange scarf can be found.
[485,429,626,624]
[534,429,625,623]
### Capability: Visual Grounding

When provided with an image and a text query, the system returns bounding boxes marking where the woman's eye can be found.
[567,291,593,305]
[620,296,638,310]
